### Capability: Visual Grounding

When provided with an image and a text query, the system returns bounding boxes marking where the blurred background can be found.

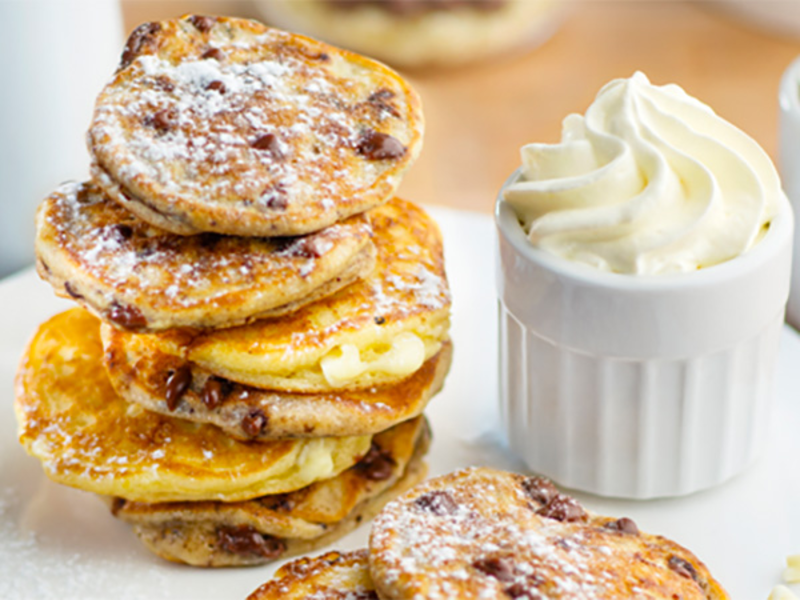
[3,0,800,279]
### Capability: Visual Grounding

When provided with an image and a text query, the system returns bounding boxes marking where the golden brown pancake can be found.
[369,468,729,600]
[104,323,451,438]
[103,198,451,394]
[14,309,370,503]
[110,418,429,567]
[35,181,375,332]
[247,549,375,599]
[88,15,424,237]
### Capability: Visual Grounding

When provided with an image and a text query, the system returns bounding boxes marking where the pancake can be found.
[247,549,375,599]
[88,15,424,237]
[257,0,561,69]
[104,323,452,438]
[104,198,451,393]
[369,468,728,599]
[110,418,429,567]
[35,181,376,332]
[14,309,370,503]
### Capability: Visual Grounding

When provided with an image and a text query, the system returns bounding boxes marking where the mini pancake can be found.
[105,198,451,393]
[257,0,560,69]
[14,309,370,503]
[247,550,375,599]
[35,181,376,332]
[110,418,429,567]
[88,15,424,237]
[103,318,451,438]
[369,468,729,600]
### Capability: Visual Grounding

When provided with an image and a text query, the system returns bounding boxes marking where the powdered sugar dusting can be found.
[0,486,168,600]
[370,468,706,599]
[89,20,418,227]
[262,550,376,599]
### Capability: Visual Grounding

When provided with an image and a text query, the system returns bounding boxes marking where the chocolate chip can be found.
[38,259,51,275]
[205,80,226,94]
[64,281,84,300]
[242,408,268,437]
[261,183,288,210]
[288,236,324,259]
[202,377,227,410]
[153,75,175,92]
[604,517,639,535]
[521,476,557,506]
[473,557,515,582]
[261,494,294,512]
[165,365,192,411]
[74,185,93,204]
[112,224,134,241]
[355,130,405,160]
[668,556,700,584]
[505,583,531,598]
[107,302,147,330]
[120,22,161,70]
[251,133,284,159]
[201,47,225,61]
[357,443,396,481]
[413,491,457,516]
[189,15,216,33]
[368,89,395,102]
[110,497,126,516]
[217,526,285,559]
[146,108,178,132]
[535,494,587,523]
[367,89,401,118]
[374,316,386,325]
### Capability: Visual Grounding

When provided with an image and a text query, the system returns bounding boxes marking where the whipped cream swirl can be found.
[503,72,782,274]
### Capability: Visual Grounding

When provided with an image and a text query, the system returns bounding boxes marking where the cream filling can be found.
[320,332,426,386]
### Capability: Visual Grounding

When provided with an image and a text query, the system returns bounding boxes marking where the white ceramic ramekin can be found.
[779,56,800,328]
[496,170,793,499]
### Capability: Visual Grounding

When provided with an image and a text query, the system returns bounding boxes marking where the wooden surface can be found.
[122,0,800,214]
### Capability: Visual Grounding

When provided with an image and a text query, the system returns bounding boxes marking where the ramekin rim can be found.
[495,168,793,291]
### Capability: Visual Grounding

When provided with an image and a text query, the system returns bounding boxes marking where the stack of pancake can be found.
[14,15,451,567]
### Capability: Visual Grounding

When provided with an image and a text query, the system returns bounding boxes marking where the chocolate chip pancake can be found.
[88,15,424,237]
[110,417,429,567]
[14,309,371,503]
[104,198,451,393]
[104,324,451,438]
[247,549,375,599]
[369,468,729,600]
[35,181,375,332]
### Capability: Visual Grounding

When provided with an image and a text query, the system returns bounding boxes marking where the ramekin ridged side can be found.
[779,55,800,327]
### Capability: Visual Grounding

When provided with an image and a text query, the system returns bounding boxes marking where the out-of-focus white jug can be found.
[0,0,123,278]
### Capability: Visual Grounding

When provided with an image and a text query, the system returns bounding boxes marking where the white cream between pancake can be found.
[503,72,782,274]
[320,332,426,386]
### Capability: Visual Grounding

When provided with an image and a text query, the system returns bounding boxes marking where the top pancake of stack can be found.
[88,14,424,238]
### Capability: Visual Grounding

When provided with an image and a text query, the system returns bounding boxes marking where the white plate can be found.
[0,207,798,599]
